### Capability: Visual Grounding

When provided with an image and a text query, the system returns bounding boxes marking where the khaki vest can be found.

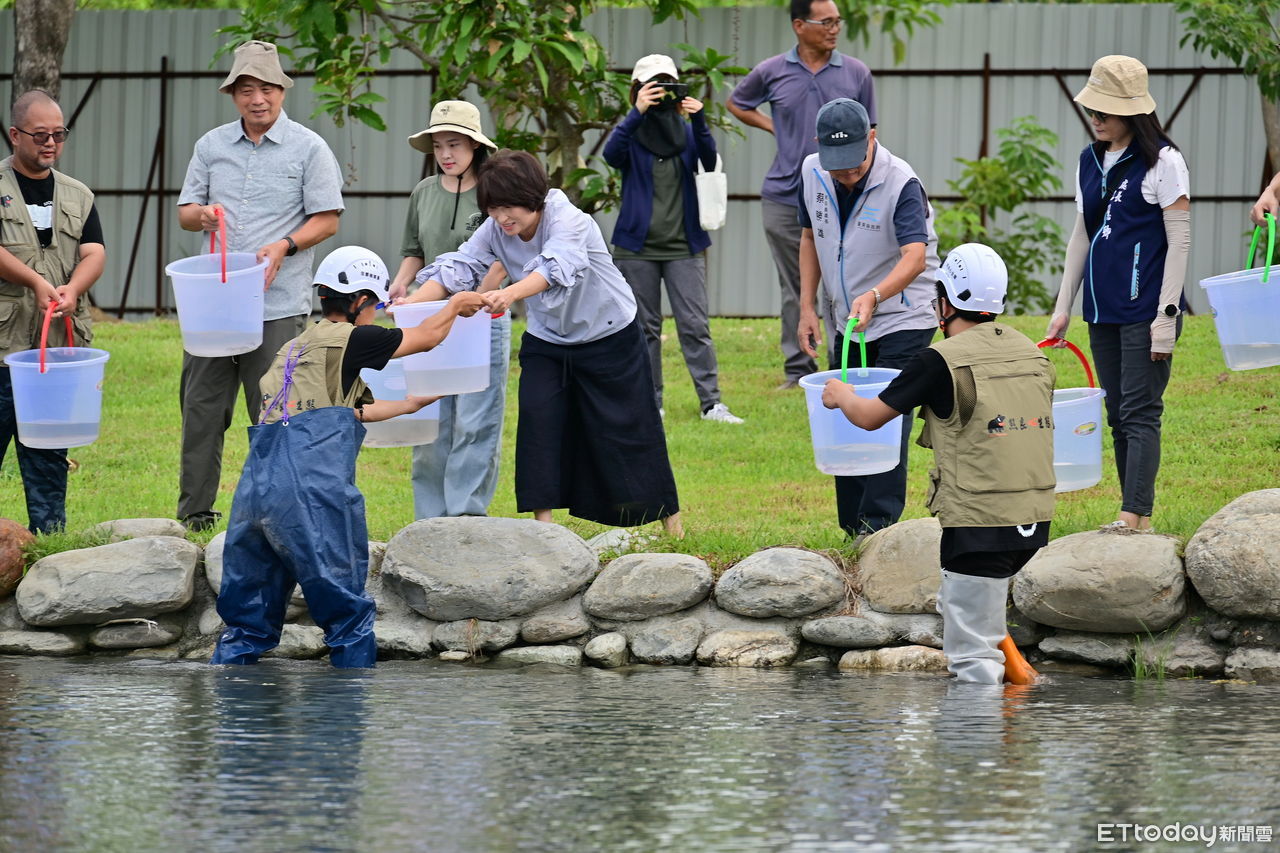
[0,157,95,356]
[920,323,1056,527]
[258,320,373,425]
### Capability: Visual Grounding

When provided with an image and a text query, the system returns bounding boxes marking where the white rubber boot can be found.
[939,570,1009,684]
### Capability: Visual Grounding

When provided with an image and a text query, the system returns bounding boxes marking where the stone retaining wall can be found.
[2,490,1278,682]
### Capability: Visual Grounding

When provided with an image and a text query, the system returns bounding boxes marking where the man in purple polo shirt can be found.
[728,0,876,388]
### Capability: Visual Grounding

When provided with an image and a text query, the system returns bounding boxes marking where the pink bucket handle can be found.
[208,208,227,283]
[1037,338,1096,388]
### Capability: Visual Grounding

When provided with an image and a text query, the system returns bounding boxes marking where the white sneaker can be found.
[701,403,744,424]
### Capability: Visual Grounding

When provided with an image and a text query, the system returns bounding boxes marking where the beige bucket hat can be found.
[407,100,497,154]
[219,41,294,93]
[1074,55,1156,116]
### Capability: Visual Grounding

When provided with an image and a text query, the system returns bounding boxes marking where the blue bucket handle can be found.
[1247,213,1275,283]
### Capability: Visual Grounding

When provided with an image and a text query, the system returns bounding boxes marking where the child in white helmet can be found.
[211,246,485,668]
[822,243,1054,684]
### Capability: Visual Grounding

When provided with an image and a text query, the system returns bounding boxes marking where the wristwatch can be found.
[1161,304,1179,317]
[282,235,298,257]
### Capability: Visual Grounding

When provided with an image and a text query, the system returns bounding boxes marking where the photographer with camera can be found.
[604,55,743,425]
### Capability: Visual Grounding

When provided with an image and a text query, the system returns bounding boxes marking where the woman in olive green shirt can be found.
[389,100,510,520]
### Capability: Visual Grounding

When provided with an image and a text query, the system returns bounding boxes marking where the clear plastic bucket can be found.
[1051,387,1104,493]
[4,347,111,449]
[386,301,491,395]
[359,358,440,448]
[165,252,266,357]
[798,368,903,476]
[1038,338,1104,493]
[1200,265,1280,371]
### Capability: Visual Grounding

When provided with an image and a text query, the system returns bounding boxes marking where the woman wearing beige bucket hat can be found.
[390,100,512,521]
[1046,55,1191,532]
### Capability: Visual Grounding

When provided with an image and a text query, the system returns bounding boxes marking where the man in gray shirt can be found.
[729,0,876,389]
[176,40,344,531]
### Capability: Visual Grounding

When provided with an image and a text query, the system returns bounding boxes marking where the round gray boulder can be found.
[800,615,895,648]
[1012,531,1185,633]
[857,517,941,614]
[582,553,712,621]
[382,518,597,621]
[715,548,846,618]
[1184,489,1280,620]
[17,537,200,627]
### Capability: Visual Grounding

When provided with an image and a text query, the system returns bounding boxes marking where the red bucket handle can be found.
[208,207,227,283]
[39,299,76,374]
[1037,337,1095,388]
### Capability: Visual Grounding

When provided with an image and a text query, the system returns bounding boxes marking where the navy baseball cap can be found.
[816,98,871,171]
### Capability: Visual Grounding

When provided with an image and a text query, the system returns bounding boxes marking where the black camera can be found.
[656,82,689,100]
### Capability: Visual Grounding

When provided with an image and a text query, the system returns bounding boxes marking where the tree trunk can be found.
[1262,92,1280,188]
[12,0,77,107]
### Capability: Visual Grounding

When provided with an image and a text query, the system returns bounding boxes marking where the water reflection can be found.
[0,658,1276,852]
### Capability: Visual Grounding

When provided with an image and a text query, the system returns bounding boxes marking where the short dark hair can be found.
[11,89,59,128]
[790,0,815,21]
[936,282,996,324]
[477,149,549,213]
[318,287,378,319]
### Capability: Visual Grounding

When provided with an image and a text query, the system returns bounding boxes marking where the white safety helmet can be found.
[937,243,1008,315]
[314,246,390,304]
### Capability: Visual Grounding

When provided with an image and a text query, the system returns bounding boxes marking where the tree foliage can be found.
[219,0,731,210]
[218,0,946,210]
[1175,0,1280,98]
[934,116,1065,314]
[837,0,949,66]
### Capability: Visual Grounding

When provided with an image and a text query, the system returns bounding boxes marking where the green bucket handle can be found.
[839,316,868,384]
[1247,212,1276,283]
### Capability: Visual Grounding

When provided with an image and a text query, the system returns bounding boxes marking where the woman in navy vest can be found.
[603,54,743,425]
[1047,55,1191,532]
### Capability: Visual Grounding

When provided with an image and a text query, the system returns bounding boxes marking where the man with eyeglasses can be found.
[728,0,876,390]
[0,90,106,534]
[175,40,344,532]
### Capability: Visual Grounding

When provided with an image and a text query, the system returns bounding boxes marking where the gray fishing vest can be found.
[799,145,939,342]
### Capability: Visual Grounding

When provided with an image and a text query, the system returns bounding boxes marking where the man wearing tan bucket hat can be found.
[1047,54,1191,533]
[175,40,345,532]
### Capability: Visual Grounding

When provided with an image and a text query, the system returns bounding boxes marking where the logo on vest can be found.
[856,204,882,231]
[0,195,11,208]
[988,413,1053,435]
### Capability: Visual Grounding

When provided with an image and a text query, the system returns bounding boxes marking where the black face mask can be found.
[634,107,687,158]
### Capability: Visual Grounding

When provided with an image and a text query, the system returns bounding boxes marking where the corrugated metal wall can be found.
[0,6,1257,316]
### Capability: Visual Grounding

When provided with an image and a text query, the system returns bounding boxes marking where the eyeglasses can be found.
[14,127,70,145]
[1082,108,1111,122]
[803,17,843,30]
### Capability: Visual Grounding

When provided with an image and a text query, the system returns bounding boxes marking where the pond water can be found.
[1,657,1277,852]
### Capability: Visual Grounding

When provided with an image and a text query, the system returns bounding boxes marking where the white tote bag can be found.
[695,154,727,232]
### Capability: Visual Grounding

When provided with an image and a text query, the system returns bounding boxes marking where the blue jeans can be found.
[0,366,68,533]
[1087,320,1179,517]
[830,326,937,536]
[411,314,511,518]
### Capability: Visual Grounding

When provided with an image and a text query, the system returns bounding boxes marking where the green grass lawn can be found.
[3,314,1276,567]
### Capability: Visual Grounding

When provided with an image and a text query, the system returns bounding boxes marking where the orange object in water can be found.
[1000,635,1039,685]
